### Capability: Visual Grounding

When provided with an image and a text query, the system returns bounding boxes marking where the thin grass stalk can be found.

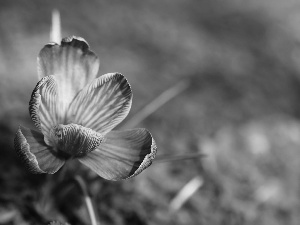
[154,152,205,163]
[50,9,61,43]
[123,79,190,128]
[169,175,203,212]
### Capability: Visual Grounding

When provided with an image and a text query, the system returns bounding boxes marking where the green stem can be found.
[74,176,98,225]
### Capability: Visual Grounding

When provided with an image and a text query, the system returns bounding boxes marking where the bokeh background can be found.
[1,0,300,224]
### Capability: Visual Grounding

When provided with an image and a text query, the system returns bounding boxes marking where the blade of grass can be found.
[154,152,205,163]
[169,176,203,213]
[50,9,61,43]
[123,79,190,128]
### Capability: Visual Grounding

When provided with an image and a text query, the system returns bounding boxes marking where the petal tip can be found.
[14,127,46,174]
[113,73,132,94]
[114,73,132,99]
[61,36,90,52]
[29,75,58,132]
[41,36,94,56]
[108,73,132,99]
[44,42,59,47]
[37,36,100,92]
[127,131,157,179]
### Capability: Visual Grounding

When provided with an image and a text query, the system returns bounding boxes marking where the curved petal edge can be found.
[78,128,157,181]
[29,75,59,134]
[127,133,157,179]
[14,126,65,174]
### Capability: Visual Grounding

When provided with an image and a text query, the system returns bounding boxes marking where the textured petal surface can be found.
[29,75,60,138]
[68,73,132,134]
[37,36,100,112]
[48,123,103,157]
[78,128,157,180]
[14,126,65,174]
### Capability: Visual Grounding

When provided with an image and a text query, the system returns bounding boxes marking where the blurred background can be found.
[1,0,300,224]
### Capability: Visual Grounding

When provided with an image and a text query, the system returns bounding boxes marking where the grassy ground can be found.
[1,0,300,224]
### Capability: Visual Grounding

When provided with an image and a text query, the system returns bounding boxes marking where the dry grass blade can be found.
[154,152,205,163]
[50,9,61,43]
[124,79,190,128]
[169,176,204,213]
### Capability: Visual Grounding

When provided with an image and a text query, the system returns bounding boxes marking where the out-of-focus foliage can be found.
[1,0,300,225]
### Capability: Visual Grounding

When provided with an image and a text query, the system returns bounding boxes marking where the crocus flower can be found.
[14,36,157,181]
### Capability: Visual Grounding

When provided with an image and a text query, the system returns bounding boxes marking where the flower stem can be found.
[74,175,98,225]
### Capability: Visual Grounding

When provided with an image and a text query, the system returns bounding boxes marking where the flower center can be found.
[49,123,103,157]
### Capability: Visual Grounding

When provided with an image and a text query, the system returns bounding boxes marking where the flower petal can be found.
[37,36,100,111]
[68,73,132,134]
[29,75,61,139]
[14,126,65,174]
[78,128,157,180]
